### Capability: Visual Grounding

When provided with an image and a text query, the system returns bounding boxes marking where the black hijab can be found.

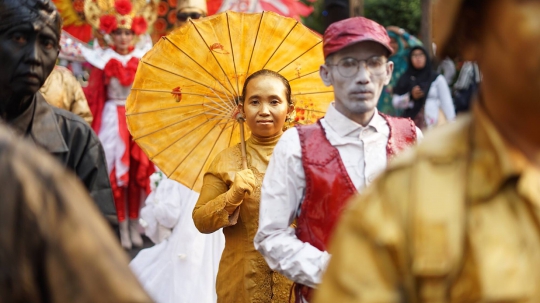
[394,46,439,119]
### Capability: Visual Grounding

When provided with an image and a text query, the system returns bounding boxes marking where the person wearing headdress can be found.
[82,0,158,249]
[254,17,422,303]
[313,0,540,301]
[0,0,115,218]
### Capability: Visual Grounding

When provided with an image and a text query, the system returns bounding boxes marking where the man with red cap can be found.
[254,17,422,302]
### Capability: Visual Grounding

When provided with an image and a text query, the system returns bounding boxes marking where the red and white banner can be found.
[207,0,314,20]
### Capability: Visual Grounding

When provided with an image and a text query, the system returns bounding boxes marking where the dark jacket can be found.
[9,92,115,217]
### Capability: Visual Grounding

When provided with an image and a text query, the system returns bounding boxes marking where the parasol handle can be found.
[237,117,248,170]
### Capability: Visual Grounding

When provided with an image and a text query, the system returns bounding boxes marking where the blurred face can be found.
[411,49,426,69]
[320,41,393,119]
[111,28,134,54]
[175,7,205,28]
[470,0,540,112]
[389,37,399,55]
[0,14,59,100]
[240,75,291,138]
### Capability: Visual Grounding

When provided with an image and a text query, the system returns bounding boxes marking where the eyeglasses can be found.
[327,56,388,78]
[176,11,205,22]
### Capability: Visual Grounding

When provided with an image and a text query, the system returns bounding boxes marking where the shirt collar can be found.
[324,102,387,137]
[469,101,539,203]
[28,93,69,154]
[9,96,35,136]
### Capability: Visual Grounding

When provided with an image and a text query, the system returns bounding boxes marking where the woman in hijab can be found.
[393,45,456,130]
[377,26,422,116]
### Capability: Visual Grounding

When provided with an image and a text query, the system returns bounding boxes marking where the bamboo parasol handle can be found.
[237,117,248,170]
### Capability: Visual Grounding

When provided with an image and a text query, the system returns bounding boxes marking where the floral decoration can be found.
[114,0,133,15]
[131,16,148,35]
[104,57,140,86]
[99,15,118,34]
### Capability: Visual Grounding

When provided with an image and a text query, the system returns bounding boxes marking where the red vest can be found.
[294,114,417,302]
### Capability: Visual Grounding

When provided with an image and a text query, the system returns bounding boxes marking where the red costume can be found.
[294,115,417,301]
[82,0,158,248]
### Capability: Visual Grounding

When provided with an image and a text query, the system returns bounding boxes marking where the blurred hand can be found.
[226,169,256,204]
[386,26,404,35]
[411,85,425,100]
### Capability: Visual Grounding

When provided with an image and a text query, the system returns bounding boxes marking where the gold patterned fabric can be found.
[314,102,540,303]
[193,134,294,303]
[40,66,93,124]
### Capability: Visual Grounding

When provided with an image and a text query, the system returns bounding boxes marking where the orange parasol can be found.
[126,10,333,192]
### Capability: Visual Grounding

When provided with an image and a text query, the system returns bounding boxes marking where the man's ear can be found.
[383,61,394,86]
[319,64,333,87]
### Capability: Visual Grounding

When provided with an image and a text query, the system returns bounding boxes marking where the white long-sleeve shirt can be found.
[254,103,422,288]
[393,74,456,128]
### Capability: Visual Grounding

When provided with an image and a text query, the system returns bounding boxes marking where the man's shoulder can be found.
[386,114,473,173]
[43,105,104,160]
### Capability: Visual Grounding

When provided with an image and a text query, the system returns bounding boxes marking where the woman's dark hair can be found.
[443,0,489,58]
[240,69,292,106]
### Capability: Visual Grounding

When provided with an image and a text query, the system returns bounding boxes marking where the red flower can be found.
[99,15,118,34]
[171,87,182,102]
[154,18,167,33]
[157,1,169,16]
[114,0,132,15]
[131,16,148,35]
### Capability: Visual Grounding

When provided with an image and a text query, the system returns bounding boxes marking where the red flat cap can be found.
[323,17,393,58]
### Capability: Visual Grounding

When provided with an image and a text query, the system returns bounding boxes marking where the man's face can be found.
[471,0,540,112]
[175,7,205,28]
[320,41,393,118]
[0,13,59,98]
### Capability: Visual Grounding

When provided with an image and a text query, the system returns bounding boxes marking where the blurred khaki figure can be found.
[314,0,540,302]
[0,123,151,303]
[175,0,207,28]
[40,66,93,124]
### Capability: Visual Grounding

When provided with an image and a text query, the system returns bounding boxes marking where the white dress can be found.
[130,176,225,303]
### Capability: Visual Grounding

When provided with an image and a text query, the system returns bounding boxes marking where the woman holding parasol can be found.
[125,10,333,302]
[193,69,295,302]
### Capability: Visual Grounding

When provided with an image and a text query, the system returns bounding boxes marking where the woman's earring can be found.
[283,108,296,131]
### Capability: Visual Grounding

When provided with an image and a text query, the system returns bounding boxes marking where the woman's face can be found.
[411,49,426,69]
[241,75,291,138]
[111,28,133,54]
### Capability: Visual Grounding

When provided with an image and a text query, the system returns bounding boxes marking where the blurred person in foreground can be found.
[0,123,151,302]
[314,0,540,302]
[254,17,422,303]
[0,0,114,217]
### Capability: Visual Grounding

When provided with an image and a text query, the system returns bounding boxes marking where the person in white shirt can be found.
[254,17,422,302]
